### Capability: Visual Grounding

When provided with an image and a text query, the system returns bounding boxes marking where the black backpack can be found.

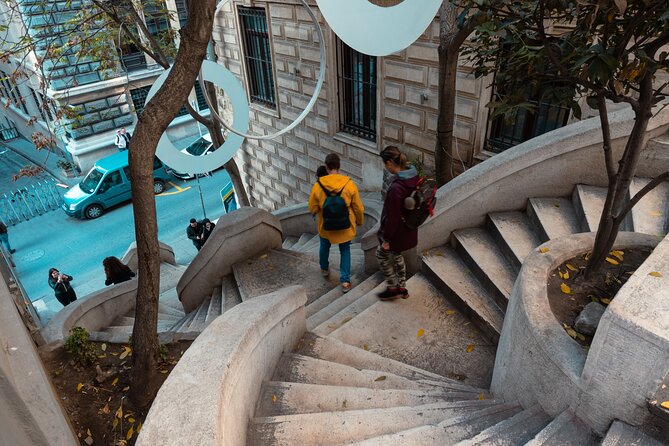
[318,179,351,231]
[403,177,437,229]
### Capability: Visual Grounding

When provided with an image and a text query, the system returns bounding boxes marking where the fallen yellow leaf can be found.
[576,333,586,341]
[122,386,130,392]
[610,250,624,261]
[605,257,619,265]
[601,298,611,305]
[539,247,550,253]
[100,404,110,414]
[559,271,564,279]
[362,344,369,351]
[341,316,353,324]
[112,377,119,386]
[126,425,134,440]
[417,328,425,338]
[119,346,132,360]
[137,422,143,433]
[272,395,277,404]
[374,376,387,382]
[566,263,578,271]
[566,328,578,339]
[112,418,118,429]
[87,429,92,437]
[650,211,662,217]
[560,283,572,295]
[649,271,663,277]
[115,406,123,419]
[77,383,84,392]
[466,344,475,353]
[563,271,569,280]
[128,417,135,424]
[661,401,669,410]
[445,310,456,315]
[478,393,485,400]
[101,343,107,352]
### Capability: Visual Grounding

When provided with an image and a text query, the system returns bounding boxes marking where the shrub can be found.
[64,326,97,366]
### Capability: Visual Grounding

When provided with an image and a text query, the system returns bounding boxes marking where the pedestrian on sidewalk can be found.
[114,129,128,152]
[121,127,132,150]
[103,256,136,286]
[0,219,16,254]
[187,218,204,251]
[376,146,419,301]
[48,268,77,307]
[201,218,216,245]
[308,153,364,293]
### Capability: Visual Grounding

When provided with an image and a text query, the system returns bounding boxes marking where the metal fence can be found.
[0,178,63,225]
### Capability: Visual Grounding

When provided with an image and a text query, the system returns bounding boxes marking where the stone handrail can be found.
[41,279,138,344]
[137,285,307,446]
[361,105,669,270]
[491,232,662,434]
[177,207,283,313]
[121,240,176,272]
[273,197,383,242]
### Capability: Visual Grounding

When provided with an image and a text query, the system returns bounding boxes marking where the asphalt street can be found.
[6,166,232,323]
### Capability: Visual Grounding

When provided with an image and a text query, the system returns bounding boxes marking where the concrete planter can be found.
[492,231,664,434]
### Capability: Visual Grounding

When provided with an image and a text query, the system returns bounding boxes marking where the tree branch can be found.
[596,92,616,180]
[615,172,669,220]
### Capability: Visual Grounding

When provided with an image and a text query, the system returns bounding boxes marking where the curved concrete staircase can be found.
[243,129,669,444]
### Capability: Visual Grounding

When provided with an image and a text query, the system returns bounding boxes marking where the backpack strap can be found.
[318,179,350,197]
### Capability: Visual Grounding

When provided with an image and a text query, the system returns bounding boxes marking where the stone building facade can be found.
[213,0,496,211]
[0,0,205,172]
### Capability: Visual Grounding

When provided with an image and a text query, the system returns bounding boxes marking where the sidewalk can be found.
[0,136,79,187]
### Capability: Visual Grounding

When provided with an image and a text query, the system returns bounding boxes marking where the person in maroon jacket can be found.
[376,146,420,301]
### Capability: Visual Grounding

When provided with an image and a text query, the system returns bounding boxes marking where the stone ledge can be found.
[136,286,307,446]
[492,231,663,434]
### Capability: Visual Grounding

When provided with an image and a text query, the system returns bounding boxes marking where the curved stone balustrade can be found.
[492,231,663,434]
[177,207,283,313]
[136,285,307,446]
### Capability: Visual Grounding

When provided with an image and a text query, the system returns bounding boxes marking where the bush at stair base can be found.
[64,326,97,366]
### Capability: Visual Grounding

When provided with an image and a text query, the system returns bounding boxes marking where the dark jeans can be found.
[56,290,77,307]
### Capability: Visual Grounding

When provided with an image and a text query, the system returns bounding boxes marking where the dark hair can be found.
[380,145,408,169]
[316,165,328,178]
[48,267,59,281]
[103,256,133,281]
[324,153,340,171]
[190,218,197,223]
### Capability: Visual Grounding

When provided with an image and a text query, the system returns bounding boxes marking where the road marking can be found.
[158,181,191,196]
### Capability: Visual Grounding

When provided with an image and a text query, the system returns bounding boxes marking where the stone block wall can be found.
[214,1,489,211]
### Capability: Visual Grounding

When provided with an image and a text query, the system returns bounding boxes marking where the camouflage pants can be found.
[375,246,406,288]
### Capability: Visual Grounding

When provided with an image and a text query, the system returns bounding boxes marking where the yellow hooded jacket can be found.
[308,173,364,244]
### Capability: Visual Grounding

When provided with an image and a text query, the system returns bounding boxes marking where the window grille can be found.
[174,0,188,27]
[131,85,188,118]
[337,41,377,141]
[194,82,210,111]
[238,7,276,108]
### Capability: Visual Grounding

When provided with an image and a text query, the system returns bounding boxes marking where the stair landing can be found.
[327,273,497,388]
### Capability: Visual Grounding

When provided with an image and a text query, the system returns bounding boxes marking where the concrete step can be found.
[311,283,383,336]
[158,287,185,314]
[486,211,541,273]
[307,272,384,329]
[290,233,316,251]
[526,410,599,445]
[348,403,522,445]
[601,420,664,446]
[452,228,515,310]
[205,286,222,325]
[452,405,551,445]
[298,234,321,253]
[282,235,299,250]
[168,309,197,334]
[572,184,607,232]
[157,312,182,322]
[638,132,669,177]
[115,316,135,326]
[248,400,502,446]
[272,353,454,392]
[527,197,581,242]
[628,177,669,237]
[221,274,242,313]
[255,381,481,417]
[233,249,338,305]
[422,246,504,344]
[328,273,497,387]
[184,296,211,333]
[89,328,131,344]
[295,333,486,392]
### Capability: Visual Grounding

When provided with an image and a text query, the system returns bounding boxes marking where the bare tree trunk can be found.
[435,2,477,186]
[585,74,654,279]
[129,0,216,408]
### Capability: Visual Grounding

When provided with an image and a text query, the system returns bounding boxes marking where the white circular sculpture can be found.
[315,0,442,56]
[146,60,249,176]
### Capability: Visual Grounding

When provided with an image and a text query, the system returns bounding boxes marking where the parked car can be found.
[62,151,172,219]
[170,133,216,180]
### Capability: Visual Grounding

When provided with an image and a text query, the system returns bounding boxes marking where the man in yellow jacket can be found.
[308,153,364,293]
